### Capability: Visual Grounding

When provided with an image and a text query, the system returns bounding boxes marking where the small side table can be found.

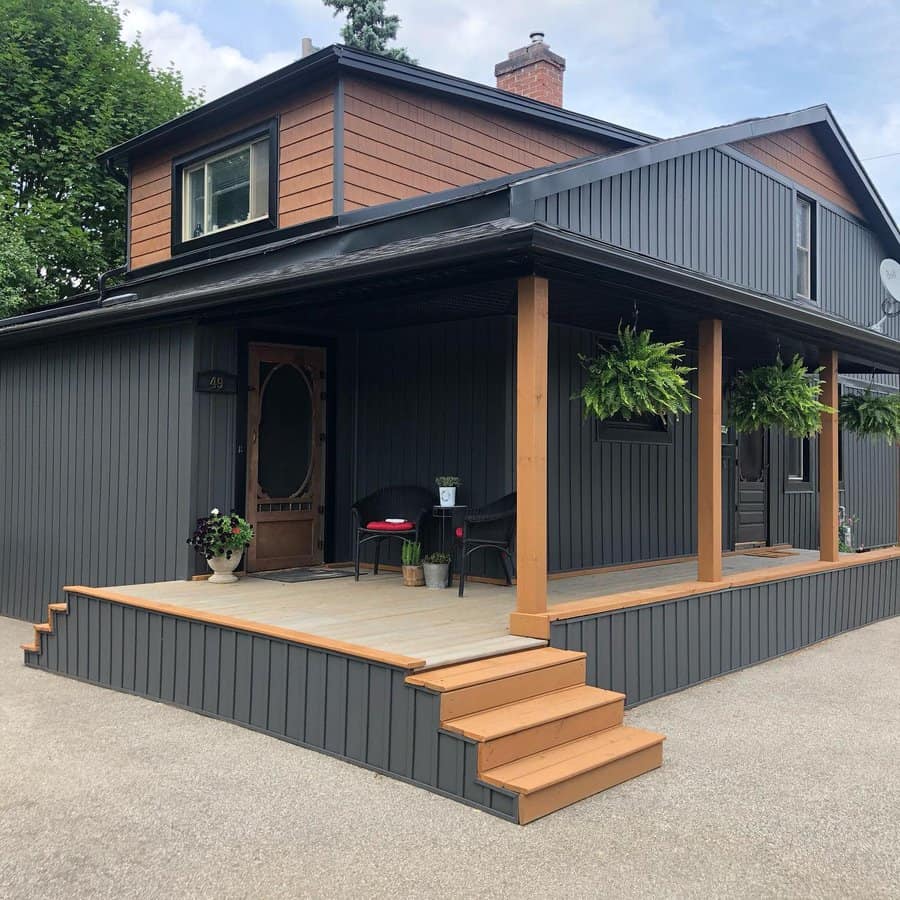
[432,504,467,585]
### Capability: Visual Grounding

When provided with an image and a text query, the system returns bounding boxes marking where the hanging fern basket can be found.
[839,389,900,443]
[577,324,696,423]
[729,355,835,438]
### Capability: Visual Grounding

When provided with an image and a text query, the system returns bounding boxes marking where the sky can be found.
[117,0,900,216]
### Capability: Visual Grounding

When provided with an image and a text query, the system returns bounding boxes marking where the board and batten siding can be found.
[532,144,896,336]
[551,555,900,706]
[341,76,617,210]
[129,83,335,270]
[0,324,196,622]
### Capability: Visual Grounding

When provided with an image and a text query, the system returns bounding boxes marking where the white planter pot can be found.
[423,562,450,589]
[438,486,457,507]
[207,549,243,584]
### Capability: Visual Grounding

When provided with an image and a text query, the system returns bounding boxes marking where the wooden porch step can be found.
[20,601,69,653]
[444,685,625,770]
[481,725,665,824]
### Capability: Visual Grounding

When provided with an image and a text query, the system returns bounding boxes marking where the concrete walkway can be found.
[1,615,898,899]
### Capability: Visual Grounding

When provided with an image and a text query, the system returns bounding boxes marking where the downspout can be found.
[97,264,127,303]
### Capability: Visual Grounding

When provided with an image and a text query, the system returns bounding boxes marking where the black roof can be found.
[98,44,656,167]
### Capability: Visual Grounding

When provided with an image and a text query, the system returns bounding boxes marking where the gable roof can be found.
[509,104,900,257]
[99,44,655,168]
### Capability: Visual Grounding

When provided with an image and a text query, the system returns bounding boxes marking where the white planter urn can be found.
[438,486,457,507]
[207,549,243,584]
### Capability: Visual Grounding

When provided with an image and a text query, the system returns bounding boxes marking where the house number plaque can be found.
[195,369,237,394]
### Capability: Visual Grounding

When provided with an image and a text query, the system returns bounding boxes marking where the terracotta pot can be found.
[402,564,425,586]
[207,549,243,584]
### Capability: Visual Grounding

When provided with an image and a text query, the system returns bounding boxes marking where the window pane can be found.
[187,168,205,238]
[207,148,250,232]
[787,436,809,481]
[795,198,810,250]
[250,139,269,220]
[796,247,810,297]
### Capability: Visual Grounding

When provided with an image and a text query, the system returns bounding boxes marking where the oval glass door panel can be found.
[738,428,765,482]
[257,364,313,498]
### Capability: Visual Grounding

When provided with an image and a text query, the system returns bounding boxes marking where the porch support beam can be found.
[515,275,549,615]
[697,319,723,583]
[819,350,840,562]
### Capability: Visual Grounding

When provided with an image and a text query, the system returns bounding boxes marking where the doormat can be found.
[740,548,800,558]
[250,567,355,583]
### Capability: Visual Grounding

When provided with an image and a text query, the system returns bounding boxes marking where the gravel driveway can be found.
[1,614,898,899]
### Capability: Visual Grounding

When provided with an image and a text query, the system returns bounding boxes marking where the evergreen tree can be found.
[323,0,416,63]
[0,0,200,314]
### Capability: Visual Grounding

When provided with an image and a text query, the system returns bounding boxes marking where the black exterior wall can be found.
[0,323,196,623]
[25,590,518,821]
[551,555,900,705]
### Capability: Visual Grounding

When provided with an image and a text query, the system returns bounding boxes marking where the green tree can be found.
[323,0,416,63]
[0,0,200,315]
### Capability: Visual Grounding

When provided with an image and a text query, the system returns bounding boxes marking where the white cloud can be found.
[118,0,296,100]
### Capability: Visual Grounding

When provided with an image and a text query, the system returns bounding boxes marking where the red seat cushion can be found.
[455,527,464,538]
[366,520,414,531]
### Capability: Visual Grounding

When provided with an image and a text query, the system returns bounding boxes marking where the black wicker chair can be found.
[351,485,435,581]
[455,492,516,597]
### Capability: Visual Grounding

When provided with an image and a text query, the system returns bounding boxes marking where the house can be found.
[5,36,899,824]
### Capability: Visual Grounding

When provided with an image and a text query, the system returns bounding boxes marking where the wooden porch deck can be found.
[63,549,839,670]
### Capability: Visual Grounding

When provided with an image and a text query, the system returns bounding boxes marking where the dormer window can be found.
[172,120,277,253]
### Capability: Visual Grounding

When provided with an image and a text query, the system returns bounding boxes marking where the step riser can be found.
[517,742,663,825]
[478,700,625,772]
[439,658,586,720]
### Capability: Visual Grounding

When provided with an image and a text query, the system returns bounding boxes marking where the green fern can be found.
[730,355,834,438]
[577,324,696,423]
[839,390,900,443]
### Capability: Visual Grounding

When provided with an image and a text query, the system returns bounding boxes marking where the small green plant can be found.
[577,324,696,423]
[401,540,422,566]
[839,390,900,443]
[423,552,451,565]
[729,355,835,437]
[435,476,461,488]
[187,508,254,560]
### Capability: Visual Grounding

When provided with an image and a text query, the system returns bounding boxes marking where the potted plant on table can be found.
[401,540,425,586]
[435,476,461,507]
[422,551,451,589]
[187,508,254,584]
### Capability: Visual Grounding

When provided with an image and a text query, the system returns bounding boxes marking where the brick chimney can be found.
[495,32,566,107]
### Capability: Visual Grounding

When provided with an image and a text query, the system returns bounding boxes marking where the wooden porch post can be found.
[697,319,723,582]
[516,275,549,614]
[819,350,840,562]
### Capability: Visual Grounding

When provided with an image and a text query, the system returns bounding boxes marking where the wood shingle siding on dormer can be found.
[340,77,617,210]
[732,126,863,219]
[128,83,335,270]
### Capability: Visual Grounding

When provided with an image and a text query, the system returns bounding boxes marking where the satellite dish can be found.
[879,259,900,307]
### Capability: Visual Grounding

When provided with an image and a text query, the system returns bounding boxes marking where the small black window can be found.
[596,411,672,444]
[794,195,815,300]
[786,435,810,486]
[171,120,278,254]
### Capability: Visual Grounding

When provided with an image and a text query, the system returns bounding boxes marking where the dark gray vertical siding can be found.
[0,324,196,622]
[351,316,515,570]
[767,428,820,549]
[536,146,896,333]
[549,323,698,570]
[28,592,517,821]
[552,557,900,705]
[537,148,794,301]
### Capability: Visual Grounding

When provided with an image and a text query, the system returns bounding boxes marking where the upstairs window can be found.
[172,120,277,254]
[794,196,814,299]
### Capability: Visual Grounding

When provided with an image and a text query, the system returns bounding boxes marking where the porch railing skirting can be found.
[550,555,900,707]
[23,591,518,822]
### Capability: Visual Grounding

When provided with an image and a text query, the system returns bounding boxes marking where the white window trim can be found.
[795,196,813,300]
[181,138,269,242]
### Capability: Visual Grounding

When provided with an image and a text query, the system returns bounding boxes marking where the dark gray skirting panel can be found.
[550,557,900,706]
[24,591,517,822]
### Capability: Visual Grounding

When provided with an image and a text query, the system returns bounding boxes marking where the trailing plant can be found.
[729,355,834,438]
[577,324,695,423]
[423,552,451,565]
[187,508,254,560]
[435,475,461,488]
[839,389,900,443]
[401,540,422,566]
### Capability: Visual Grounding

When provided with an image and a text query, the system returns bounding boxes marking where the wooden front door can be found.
[734,428,768,547]
[246,343,325,571]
